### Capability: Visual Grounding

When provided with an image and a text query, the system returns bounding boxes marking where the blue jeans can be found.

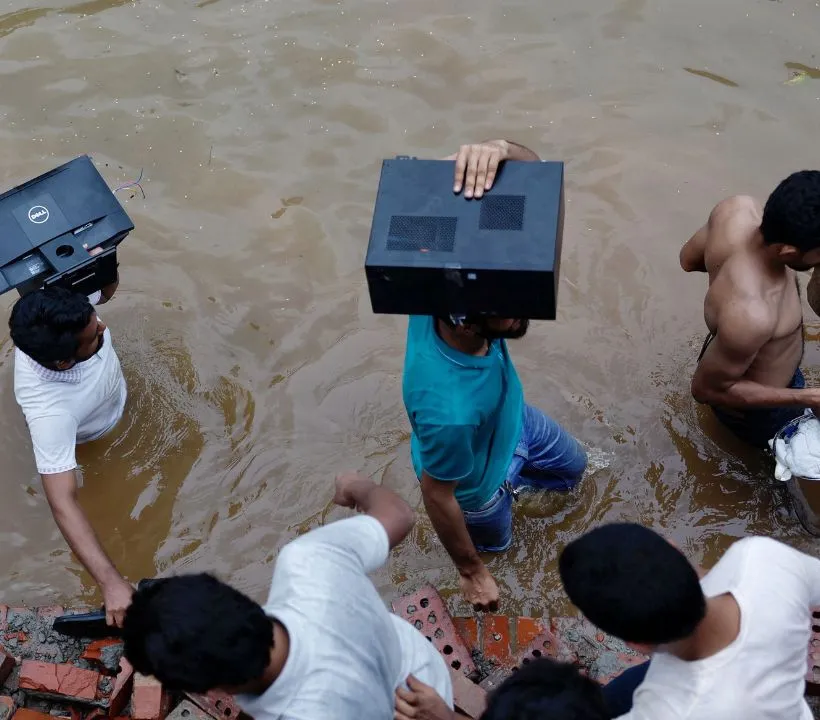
[462,405,587,552]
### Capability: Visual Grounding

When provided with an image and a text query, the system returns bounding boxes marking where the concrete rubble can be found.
[0,606,248,720]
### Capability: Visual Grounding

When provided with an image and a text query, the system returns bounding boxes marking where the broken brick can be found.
[514,630,577,669]
[11,710,53,720]
[452,618,479,654]
[0,646,15,686]
[166,701,212,720]
[19,660,100,703]
[391,586,476,678]
[0,697,15,720]
[482,615,511,666]
[448,668,487,719]
[107,658,134,717]
[81,641,124,676]
[515,617,547,650]
[132,673,171,720]
[185,690,243,720]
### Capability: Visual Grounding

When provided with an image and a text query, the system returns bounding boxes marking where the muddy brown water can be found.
[0,0,819,618]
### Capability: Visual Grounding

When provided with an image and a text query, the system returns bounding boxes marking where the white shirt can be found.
[13,298,127,475]
[236,516,453,720]
[620,537,820,720]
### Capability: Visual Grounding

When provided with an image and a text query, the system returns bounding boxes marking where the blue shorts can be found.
[460,405,587,552]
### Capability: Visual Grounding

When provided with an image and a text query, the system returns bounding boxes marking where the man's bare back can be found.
[681,192,820,447]
[688,195,804,389]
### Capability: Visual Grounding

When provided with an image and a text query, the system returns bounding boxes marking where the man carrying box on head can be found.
[9,250,133,627]
[400,140,588,610]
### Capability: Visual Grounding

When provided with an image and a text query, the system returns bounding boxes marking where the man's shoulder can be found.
[709,195,761,226]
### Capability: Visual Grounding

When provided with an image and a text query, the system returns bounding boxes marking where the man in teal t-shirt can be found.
[402,139,587,610]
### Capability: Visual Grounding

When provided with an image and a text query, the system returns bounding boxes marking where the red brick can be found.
[391,586,476,678]
[448,667,487,719]
[0,646,14,686]
[19,660,100,702]
[0,697,15,720]
[514,630,577,669]
[453,618,479,654]
[185,690,243,720]
[132,673,171,720]
[108,658,134,717]
[482,615,512,666]
[167,702,212,720]
[11,710,53,720]
[515,617,547,650]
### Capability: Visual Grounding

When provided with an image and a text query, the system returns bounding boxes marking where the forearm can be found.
[49,494,122,588]
[422,489,482,573]
[495,139,540,162]
[693,378,815,409]
[345,478,415,549]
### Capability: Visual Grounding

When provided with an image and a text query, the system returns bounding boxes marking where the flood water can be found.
[0,0,819,617]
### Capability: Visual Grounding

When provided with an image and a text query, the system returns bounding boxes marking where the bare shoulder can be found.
[709,286,777,349]
[703,196,762,272]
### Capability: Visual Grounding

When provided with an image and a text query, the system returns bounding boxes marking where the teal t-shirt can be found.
[402,316,524,511]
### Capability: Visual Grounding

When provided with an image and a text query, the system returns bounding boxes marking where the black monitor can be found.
[0,155,134,296]
[365,157,564,320]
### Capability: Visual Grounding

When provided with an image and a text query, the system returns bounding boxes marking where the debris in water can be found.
[683,68,739,87]
[784,71,809,85]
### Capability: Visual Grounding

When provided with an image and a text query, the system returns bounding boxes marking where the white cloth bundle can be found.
[769,413,820,482]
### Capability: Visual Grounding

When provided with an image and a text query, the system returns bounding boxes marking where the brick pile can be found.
[0,606,248,720]
[395,588,820,719]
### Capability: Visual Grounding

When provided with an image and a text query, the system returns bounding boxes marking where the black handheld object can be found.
[0,155,134,297]
[365,158,564,320]
[51,578,160,639]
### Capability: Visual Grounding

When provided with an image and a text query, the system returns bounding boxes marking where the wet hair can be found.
[559,523,706,646]
[123,574,274,693]
[480,658,607,720]
[761,170,820,252]
[9,287,94,366]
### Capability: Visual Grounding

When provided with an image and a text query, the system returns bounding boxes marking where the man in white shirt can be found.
[558,523,820,720]
[121,473,453,720]
[9,272,133,626]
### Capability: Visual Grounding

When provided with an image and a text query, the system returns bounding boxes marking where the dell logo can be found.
[28,205,49,224]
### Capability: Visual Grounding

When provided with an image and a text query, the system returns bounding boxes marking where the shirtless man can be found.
[680,171,820,448]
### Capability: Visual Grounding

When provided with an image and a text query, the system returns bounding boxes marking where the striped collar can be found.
[24,352,83,384]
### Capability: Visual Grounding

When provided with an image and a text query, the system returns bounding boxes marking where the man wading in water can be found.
[680,171,820,449]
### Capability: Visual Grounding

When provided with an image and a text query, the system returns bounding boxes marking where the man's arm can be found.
[85,246,118,304]
[446,139,540,199]
[41,471,133,626]
[333,472,415,549]
[421,472,499,611]
[680,224,708,273]
[692,301,820,408]
[395,675,457,720]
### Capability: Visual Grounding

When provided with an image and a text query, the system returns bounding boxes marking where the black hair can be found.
[559,523,706,645]
[9,287,94,366]
[122,574,274,693]
[481,658,607,720]
[761,170,820,252]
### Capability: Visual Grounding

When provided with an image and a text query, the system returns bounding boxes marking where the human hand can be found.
[102,577,135,627]
[395,675,454,720]
[458,564,499,612]
[333,471,372,509]
[444,140,510,199]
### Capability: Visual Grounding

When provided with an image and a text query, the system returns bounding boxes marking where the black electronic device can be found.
[0,155,134,296]
[365,158,564,320]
